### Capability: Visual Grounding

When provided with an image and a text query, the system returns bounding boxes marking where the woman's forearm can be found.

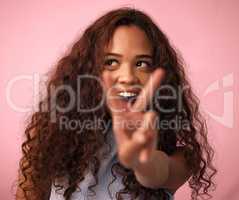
[133,150,170,189]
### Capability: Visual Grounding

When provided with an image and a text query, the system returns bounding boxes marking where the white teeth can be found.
[118,92,137,97]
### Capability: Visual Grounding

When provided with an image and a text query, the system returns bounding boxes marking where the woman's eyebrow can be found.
[105,52,152,59]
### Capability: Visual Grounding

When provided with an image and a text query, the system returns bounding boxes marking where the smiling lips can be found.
[116,89,141,102]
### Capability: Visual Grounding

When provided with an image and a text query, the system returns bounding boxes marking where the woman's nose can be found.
[117,65,138,85]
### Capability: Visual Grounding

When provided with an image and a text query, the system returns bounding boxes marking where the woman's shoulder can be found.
[164,189,175,199]
[165,188,175,195]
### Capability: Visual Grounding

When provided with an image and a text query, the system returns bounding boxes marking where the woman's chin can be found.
[108,99,134,114]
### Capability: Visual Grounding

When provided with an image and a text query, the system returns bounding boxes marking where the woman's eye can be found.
[103,59,119,70]
[136,61,152,69]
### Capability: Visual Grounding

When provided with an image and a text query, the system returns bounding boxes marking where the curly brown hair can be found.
[16,7,217,200]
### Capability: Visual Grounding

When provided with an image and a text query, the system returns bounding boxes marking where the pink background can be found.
[1,0,238,199]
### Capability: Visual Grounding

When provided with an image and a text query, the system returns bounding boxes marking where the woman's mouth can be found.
[106,88,141,111]
[117,91,139,104]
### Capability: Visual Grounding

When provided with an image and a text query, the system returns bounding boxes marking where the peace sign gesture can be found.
[111,69,165,169]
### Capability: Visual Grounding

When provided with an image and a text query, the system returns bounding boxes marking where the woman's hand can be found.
[111,69,165,169]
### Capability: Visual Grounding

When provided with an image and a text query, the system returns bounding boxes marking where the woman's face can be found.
[101,25,155,113]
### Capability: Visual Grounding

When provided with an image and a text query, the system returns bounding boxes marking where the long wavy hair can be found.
[16,7,217,200]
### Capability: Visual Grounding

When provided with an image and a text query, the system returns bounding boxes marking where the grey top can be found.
[49,130,174,200]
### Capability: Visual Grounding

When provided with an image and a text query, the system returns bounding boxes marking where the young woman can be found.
[16,7,217,200]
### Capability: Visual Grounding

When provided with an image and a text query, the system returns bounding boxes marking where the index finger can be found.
[131,68,165,112]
